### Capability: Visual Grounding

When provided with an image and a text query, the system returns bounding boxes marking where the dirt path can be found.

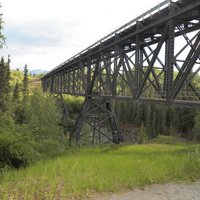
[95,180,200,200]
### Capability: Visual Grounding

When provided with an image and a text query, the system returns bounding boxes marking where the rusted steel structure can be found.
[41,0,200,144]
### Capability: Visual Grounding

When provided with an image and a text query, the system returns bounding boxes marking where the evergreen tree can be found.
[145,105,152,139]
[168,106,178,135]
[160,106,167,134]
[12,82,23,123]
[152,111,157,138]
[135,102,143,126]
[0,56,11,112]
[176,108,196,138]
[12,83,20,103]
[22,64,29,102]
[14,65,29,124]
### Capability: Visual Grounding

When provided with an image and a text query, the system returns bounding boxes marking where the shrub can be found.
[100,144,119,153]
[24,91,66,156]
[151,135,177,144]
[0,91,66,171]
[0,121,40,171]
[0,134,35,170]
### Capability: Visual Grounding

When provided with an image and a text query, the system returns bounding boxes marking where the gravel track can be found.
[95,180,200,200]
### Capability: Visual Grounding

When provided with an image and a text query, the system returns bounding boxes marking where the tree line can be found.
[115,99,200,142]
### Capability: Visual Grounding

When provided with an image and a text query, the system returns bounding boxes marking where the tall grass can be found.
[0,144,200,199]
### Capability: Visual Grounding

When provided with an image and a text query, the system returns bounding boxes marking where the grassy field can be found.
[0,144,200,199]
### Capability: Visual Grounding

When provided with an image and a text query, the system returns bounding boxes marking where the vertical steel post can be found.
[164,2,175,101]
[135,21,143,97]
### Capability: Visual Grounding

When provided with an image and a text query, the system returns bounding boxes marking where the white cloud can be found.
[1,0,163,71]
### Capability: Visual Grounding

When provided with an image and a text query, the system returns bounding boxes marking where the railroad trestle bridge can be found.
[41,0,200,144]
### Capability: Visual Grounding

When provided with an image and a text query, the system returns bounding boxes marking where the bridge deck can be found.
[41,0,200,107]
[43,0,199,77]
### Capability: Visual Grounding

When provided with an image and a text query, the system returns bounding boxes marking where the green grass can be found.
[0,144,200,199]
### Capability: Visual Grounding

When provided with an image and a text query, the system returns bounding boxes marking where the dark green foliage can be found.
[22,64,29,102]
[24,91,65,149]
[12,82,22,123]
[0,133,36,170]
[175,108,196,139]
[151,135,177,144]
[25,92,63,135]
[0,92,66,170]
[14,104,26,124]
[145,105,152,139]
[115,100,197,141]
[0,113,38,171]
[12,83,20,103]
[135,102,144,126]
[159,106,167,134]
[0,56,11,112]
[13,65,29,124]
[152,111,157,138]
[0,66,66,170]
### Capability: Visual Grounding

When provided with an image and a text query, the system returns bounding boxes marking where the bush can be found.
[151,135,177,144]
[0,118,40,171]
[0,134,36,170]
[35,139,65,158]
[100,144,119,153]
[24,91,66,156]
[0,91,66,171]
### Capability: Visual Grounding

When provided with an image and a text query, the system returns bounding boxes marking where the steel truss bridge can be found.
[42,0,200,144]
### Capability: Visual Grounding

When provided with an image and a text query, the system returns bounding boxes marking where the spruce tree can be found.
[135,102,143,126]
[0,56,11,112]
[145,105,153,139]
[152,111,157,138]
[13,82,20,103]
[22,64,29,102]
[5,55,10,93]
[160,106,167,134]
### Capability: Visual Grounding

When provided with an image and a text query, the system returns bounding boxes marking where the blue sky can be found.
[1,0,164,71]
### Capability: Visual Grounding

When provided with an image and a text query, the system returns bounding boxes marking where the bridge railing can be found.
[45,0,181,77]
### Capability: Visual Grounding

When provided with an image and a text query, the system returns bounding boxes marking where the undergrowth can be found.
[0,144,200,199]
